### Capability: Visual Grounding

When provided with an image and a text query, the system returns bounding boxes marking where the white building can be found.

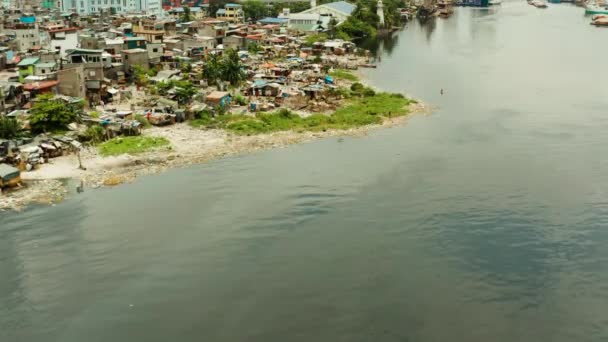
[61,0,159,15]
[296,1,356,25]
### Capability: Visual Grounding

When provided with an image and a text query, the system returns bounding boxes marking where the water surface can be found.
[3,3,608,341]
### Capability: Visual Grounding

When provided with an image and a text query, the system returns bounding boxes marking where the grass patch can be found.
[98,136,170,156]
[188,92,412,135]
[329,69,359,82]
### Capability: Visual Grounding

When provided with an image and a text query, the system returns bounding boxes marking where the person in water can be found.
[441,89,444,95]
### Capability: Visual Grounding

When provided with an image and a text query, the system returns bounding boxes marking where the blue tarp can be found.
[20,16,36,23]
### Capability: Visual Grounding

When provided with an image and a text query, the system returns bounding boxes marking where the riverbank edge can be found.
[1,82,431,211]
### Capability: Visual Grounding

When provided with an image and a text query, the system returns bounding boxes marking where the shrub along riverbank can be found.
[190,88,415,136]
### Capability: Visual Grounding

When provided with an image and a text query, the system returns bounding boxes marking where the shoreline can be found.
[1,86,431,212]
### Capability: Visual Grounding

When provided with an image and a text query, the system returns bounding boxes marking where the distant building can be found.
[121,48,148,72]
[60,0,162,16]
[215,3,244,23]
[12,24,41,52]
[294,1,356,26]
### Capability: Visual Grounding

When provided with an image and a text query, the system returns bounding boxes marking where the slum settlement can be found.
[0,0,415,200]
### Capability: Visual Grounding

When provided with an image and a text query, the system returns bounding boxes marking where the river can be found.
[3,3,608,341]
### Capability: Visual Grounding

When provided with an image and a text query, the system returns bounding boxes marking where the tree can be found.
[247,41,261,55]
[29,94,81,133]
[242,0,268,21]
[271,1,310,16]
[203,53,222,85]
[328,17,339,38]
[181,5,192,22]
[0,116,20,139]
[173,81,197,105]
[338,17,376,39]
[220,49,246,86]
[132,65,149,87]
[209,0,230,18]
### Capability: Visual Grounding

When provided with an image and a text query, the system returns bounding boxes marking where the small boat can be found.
[591,16,608,24]
[585,4,608,13]
[529,0,549,7]
[489,0,502,5]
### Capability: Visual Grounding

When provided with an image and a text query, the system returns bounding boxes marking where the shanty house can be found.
[17,57,39,82]
[205,91,231,108]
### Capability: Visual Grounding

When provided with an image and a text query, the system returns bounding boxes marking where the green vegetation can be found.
[234,94,248,106]
[83,125,105,144]
[202,49,246,86]
[29,94,83,134]
[98,136,170,156]
[242,0,268,21]
[329,69,359,82]
[134,114,152,128]
[270,1,310,16]
[337,0,406,39]
[247,41,261,55]
[0,116,20,139]
[189,92,412,135]
[304,33,328,46]
[180,5,192,22]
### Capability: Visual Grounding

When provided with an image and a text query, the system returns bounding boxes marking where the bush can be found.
[351,82,365,92]
[29,94,81,133]
[234,94,248,106]
[83,125,105,144]
[134,114,152,128]
[0,116,20,139]
[305,33,328,46]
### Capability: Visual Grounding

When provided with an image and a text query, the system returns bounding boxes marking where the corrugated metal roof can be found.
[324,1,356,15]
[17,57,39,66]
[35,62,56,68]
[259,17,289,24]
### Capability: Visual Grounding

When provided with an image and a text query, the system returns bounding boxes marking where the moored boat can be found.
[591,16,608,25]
[529,0,548,7]
[585,4,608,14]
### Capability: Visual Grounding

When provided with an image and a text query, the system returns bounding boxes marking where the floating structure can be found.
[454,0,489,7]
[585,3,608,14]
[529,0,549,8]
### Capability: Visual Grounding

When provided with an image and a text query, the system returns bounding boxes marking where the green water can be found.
[3,3,608,341]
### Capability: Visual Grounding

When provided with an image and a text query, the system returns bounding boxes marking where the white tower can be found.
[311,0,316,8]
[377,0,385,27]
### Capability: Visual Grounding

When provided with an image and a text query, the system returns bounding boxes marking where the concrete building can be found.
[133,20,164,44]
[295,1,356,25]
[61,0,161,15]
[146,42,163,63]
[57,64,86,98]
[121,48,148,72]
[12,25,41,52]
[17,57,39,82]
[215,3,244,23]
[34,62,58,77]
[223,35,245,50]
[65,48,106,103]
